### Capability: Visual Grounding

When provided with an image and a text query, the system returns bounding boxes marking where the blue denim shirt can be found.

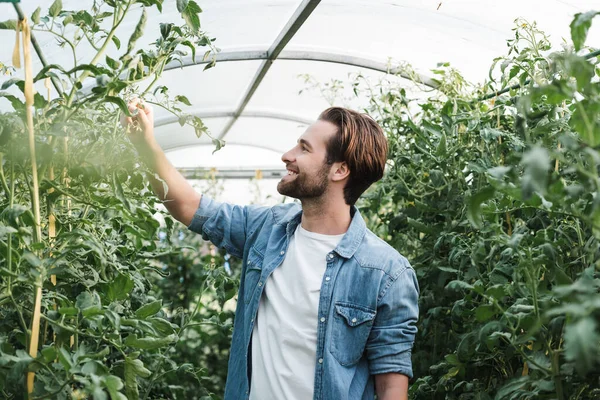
[188,195,419,400]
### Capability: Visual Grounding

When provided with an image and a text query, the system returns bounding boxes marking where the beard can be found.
[277,162,330,200]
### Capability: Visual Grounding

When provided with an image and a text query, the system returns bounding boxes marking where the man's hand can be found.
[121,98,156,151]
[119,97,201,226]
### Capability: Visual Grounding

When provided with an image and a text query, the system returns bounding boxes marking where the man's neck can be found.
[299,197,352,235]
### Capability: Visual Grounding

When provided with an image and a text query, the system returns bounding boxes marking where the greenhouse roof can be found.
[1,0,599,176]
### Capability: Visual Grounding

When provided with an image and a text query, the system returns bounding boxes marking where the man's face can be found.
[277,120,337,200]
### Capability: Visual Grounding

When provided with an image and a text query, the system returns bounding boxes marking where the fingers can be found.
[137,106,150,128]
[127,97,141,113]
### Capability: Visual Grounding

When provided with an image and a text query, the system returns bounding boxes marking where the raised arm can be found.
[122,99,200,226]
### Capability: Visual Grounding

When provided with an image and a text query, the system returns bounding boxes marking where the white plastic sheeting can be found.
[1,0,599,173]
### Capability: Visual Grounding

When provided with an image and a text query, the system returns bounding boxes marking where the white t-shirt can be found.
[249,224,344,400]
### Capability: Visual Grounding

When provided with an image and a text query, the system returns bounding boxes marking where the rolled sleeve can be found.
[187,196,250,259]
[366,267,419,378]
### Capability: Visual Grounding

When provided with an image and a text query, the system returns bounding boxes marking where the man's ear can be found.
[332,162,350,182]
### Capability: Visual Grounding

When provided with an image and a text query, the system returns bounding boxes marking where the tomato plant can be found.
[0,1,232,398]
[353,13,600,400]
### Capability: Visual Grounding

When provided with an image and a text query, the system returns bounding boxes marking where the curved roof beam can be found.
[154,108,314,128]
[162,140,286,154]
[164,50,439,91]
[178,167,286,180]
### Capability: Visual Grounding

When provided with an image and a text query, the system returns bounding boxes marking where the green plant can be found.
[0,1,228,398]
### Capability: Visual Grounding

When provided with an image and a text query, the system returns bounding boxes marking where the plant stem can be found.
[552,350,564,400]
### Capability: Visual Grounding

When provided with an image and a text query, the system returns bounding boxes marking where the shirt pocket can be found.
[330,302,376,366]
[244,246,264,304]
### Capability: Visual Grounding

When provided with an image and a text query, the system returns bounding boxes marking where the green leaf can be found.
[134,300,162,319]
[0,92,24,111]
[159,22,172,39]
[112,35,121,50]
[521,146,550,200]
[407,217,433,234]
[32,64,67,82]
[104,375,127,400]
[127,9,147,54]
[1,78,22,91]
[136,0,163,11]
[0,225,17,239]
[106,55,120,70]
[104,96,132,117]
[112,171,132,212]
[444,353,460,366]
[570,11,600,51]
[41,346,57,363]
[176,0,189,13]
[0,20,18,30]
[475,304,496,322]
[181,0,202,31]
[76,291,102,317]
[181,39,197,63]
[175,95,192,106]
[125,334,177,350]
[204,57,216,71]
[57,347,73,372]
[107,274,134,301]
[563,318,599,375]
[435,134,447,157]
[49,0,63,18]
[58,307,78,316]
[31,7,41,25]
[212,138,225,154]
[124,356,151,400]
[149,317,176,336]
[445,280,474,292]
[570,100,600,147]
[467,186,495,229]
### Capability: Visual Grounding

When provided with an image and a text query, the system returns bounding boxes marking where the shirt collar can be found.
[286,205,366,259]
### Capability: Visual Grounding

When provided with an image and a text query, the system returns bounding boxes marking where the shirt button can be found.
[318,358,323,364]
[258,282,263,286]
[351,318,357,323]
[280,251,285,255]
[325,276,331,281]
[329,254,334,259]
[320,317,325,322]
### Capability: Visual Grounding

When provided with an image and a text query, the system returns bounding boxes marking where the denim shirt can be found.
[187,195,419,400]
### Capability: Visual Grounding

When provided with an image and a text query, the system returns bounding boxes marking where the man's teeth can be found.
[287,170,297,176]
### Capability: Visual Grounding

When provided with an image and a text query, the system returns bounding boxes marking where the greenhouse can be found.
[0,0,599,399]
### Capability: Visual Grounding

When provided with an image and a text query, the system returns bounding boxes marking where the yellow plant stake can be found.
[17,17,43,397]
[12,21,20,68]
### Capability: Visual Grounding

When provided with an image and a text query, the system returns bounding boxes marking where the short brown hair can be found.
[318,107,388,206]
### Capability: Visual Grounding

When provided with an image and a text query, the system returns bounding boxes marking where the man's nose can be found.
[282,148,294,164]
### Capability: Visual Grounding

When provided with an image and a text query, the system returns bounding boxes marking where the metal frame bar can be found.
[12,3,63,96]
[161,140,286,154]
[154,108,313,127]
[215,0,322,140]
[178,167,286,180]
[164,49,439,90]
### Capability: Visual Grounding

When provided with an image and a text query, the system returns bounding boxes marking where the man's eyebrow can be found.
[298,138,313,149]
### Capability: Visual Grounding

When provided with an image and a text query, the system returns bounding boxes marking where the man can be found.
[123,99,419,400]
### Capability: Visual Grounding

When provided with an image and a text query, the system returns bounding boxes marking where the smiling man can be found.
[124,101,419,400]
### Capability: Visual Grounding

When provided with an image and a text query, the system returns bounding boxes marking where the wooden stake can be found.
[20,18,43,397]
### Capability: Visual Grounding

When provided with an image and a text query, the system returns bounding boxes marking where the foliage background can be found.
[354,14,600,400]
